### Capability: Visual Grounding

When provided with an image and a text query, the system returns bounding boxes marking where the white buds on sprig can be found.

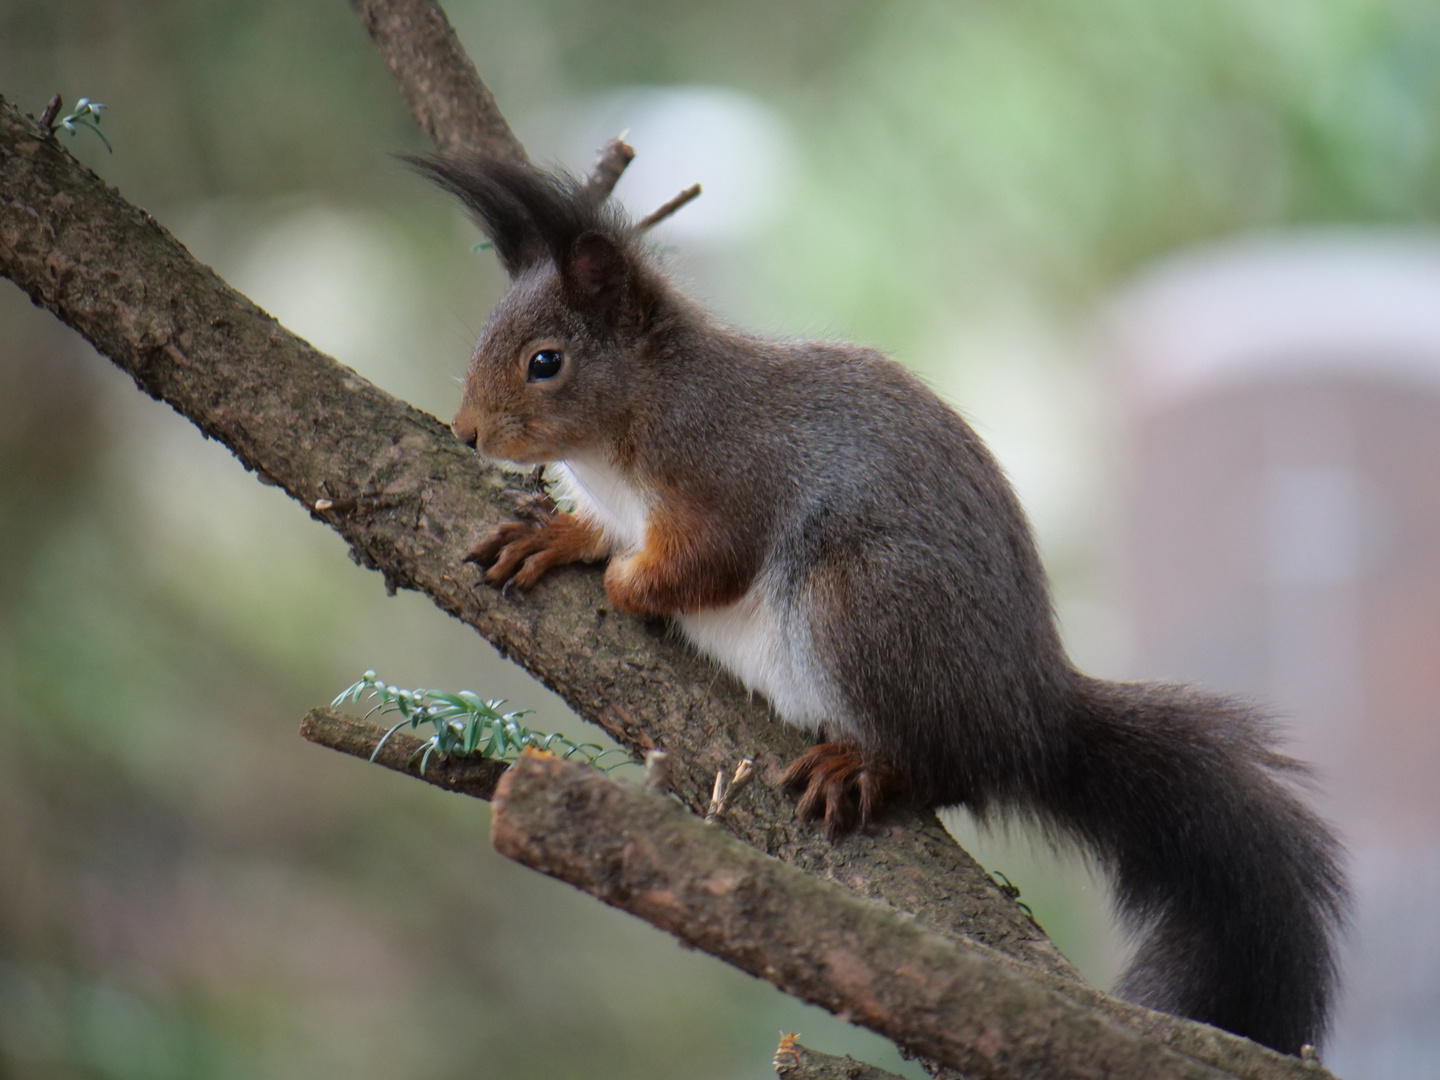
[333,671,631,776]
[54,97,112,152]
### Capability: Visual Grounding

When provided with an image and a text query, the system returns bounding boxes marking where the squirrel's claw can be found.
[464,521,533,569]
[782,742,897,839]
[472,522,551,589]
[465,512,610,594]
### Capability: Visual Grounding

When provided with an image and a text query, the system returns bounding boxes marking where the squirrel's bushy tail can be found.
[1045,676,1348,1053]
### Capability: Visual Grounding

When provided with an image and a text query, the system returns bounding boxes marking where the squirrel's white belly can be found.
[552,454,649,552]
[552,455,848,735]
[678,583,850,735]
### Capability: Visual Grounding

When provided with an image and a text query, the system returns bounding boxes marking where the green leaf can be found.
[331,681,361,707]
[334,672,637,776]
[426,691,471,708]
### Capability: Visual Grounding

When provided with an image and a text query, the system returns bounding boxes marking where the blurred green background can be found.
[4,1,1440,1077]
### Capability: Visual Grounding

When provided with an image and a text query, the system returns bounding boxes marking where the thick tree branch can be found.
[492,754,1234,1080]
[350,0,527,160]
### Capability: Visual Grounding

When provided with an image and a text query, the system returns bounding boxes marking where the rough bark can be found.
[492,754,1235,1080]
[774,1039,911,1080]
[300,707,507,799]
[350,0,527,161]
[582,136,636,201]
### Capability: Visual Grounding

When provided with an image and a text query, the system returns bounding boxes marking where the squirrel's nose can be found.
[452,413,479,450]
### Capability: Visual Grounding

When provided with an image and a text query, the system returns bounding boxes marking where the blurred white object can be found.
[532,86,796,245]
[1109,230,1440,408]
[1108,229,1440,1080]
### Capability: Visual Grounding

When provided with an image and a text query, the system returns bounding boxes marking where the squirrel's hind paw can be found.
[782,742,898,840]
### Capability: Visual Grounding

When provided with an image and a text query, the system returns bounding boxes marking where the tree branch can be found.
[583,135,636,201]
[492,753,1234,1080]
[636,182,702,231]
[299,707,507,798]
[37,93,62,133]
[350,0,528,160]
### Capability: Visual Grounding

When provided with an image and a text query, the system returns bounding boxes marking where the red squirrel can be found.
[416,154,1347,1055]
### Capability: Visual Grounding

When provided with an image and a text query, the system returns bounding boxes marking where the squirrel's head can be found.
[411,155,658,465]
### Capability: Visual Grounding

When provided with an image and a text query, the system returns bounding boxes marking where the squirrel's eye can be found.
[526,349,564,381]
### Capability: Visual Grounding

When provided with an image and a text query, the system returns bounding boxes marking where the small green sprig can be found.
[333,671,630,776]
[55,98,111,152]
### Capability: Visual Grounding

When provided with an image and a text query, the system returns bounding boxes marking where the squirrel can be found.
[414,154,1348,1056]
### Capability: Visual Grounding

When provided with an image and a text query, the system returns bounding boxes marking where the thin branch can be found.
[37,93,61,133]
[706,756,754,822]
[350,0,528,161]
[583,135,635,201]
[299,707,507,798]
[491,754,1233,1080]
[636,183,702,231]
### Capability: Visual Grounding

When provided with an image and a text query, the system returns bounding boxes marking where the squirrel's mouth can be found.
[480,419,563,466]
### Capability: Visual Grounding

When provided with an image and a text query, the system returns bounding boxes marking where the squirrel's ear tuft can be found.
[405,154,631,283]
[404,154,550,276]
[565,232,632,318]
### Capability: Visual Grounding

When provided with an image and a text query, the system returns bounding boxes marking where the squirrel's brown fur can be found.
[414,154,1348,1055]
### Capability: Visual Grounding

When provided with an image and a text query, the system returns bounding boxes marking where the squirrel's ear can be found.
[564,232,633,319]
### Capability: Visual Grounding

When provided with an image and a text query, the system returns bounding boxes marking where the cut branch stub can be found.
[584,135,636,201]
[37,93,62,133]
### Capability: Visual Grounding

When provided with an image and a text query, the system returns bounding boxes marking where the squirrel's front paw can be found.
[464,512,607,592]
[782,742,899,840]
